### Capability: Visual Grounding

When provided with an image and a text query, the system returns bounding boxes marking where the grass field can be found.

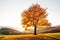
[0,33,60,40]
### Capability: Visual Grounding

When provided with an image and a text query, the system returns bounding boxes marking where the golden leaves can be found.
[21,4,51,30]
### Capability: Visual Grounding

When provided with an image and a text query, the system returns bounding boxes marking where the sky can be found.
[0,0,60,31]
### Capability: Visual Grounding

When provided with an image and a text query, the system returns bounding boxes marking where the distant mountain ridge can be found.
[42,25,60,33]
[24,25,60,33]
[0,25,60,35]
[0,27,21,35]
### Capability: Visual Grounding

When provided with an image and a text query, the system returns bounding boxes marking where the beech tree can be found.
[21,4,51,35]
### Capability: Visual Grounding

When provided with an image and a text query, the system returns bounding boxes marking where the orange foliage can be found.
[21,4,51,30]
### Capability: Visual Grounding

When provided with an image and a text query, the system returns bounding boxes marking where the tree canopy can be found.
[21,4,51,30]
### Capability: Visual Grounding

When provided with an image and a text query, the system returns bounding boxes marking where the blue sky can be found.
[0,0,60,31]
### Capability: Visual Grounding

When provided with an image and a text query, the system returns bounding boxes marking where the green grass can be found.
[0,33,60,40]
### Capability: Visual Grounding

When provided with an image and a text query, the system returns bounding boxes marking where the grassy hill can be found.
[0,26,60,40]
[0,33,60,40]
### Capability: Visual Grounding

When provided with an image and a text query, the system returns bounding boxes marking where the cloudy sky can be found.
[0,0,60,31]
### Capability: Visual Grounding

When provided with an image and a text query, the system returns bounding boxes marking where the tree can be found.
[21,4,51,35]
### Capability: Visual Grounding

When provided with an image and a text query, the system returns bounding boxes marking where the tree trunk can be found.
[34,25,37,35]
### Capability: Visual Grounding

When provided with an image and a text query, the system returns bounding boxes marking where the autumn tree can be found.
[21,4,51,35]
